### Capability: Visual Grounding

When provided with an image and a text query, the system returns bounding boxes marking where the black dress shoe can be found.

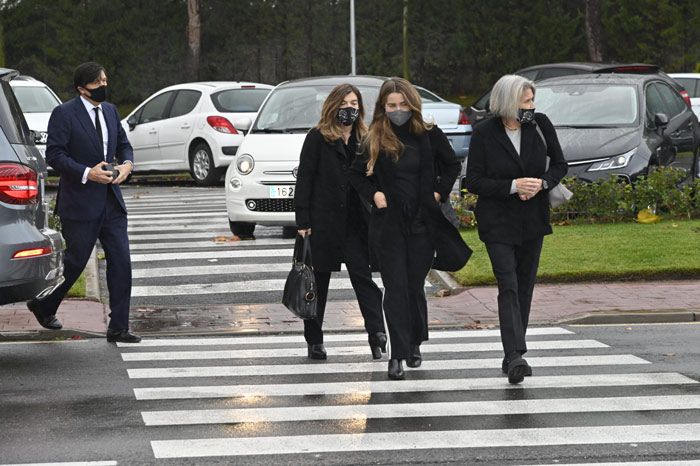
[388,359,404,380]
[27,299,62,330]
[106,329,142,343]
[502,355,532,376]
[368,332,387,360]
[506,353,530,384]
[307,343,327,360]
[406,344,422,368]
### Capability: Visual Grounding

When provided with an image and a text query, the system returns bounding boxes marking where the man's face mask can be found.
[337,107,360,126]
[387,109,412,126]
[85,85,107,103]
[518,108,535,125]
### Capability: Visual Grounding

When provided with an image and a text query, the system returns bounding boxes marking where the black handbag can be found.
[282,235,318,320]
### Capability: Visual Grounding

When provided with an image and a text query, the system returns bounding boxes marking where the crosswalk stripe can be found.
[117,327,573,347]
[141,394,700,426]
[532,462,700,466]
[128,218,228,226]
[127,208,224,215]
[150,423,700,458]
[130,249,293,262]
[128,232,234,241]
[128,212,224,219]
[126,355,648,379]
[123,193,222,202]
[129,238,293,250]
[128,225,229,233]
[121,339,607,360]
[130,263,302,278]
[0,462,118,466]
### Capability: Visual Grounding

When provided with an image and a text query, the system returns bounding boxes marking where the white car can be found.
[669,73,700,119]
[9,76,62,163]
[122,81,273,185]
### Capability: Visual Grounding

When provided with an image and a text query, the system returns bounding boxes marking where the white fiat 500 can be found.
[122,81,272,185]
[224,76,384,238]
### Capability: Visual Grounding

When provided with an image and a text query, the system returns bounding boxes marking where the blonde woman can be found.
[349,78,470,380]
[295,83,386,361]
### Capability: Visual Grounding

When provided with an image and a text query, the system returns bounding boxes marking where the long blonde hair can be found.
[316,83,367,143]
[363,77,431,175]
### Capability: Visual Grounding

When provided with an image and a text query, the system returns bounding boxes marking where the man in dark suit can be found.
[28,62,140,343]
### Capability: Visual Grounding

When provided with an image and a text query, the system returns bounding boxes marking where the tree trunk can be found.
[402,0,409,79]
[185,0,201,81]
[584,0,604,62]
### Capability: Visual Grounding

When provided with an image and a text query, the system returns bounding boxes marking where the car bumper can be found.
[225,163,296,226]
[207,131,245,168]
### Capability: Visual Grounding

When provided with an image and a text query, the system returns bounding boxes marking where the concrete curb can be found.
[559,309,699,325]
[84,246,100,301]
[428,269,466,295]
[0,329,105,342]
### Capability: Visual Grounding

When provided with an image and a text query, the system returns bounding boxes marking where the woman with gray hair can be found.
[465,74,567,384]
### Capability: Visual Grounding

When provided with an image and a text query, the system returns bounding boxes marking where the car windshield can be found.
[12,86,61,113]
[535,84,638,126]
[210,88,270,113]
[253,85,379,132]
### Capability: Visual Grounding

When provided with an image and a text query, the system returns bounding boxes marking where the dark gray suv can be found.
[0,68,64,305]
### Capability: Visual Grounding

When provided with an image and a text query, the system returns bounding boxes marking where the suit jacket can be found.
[465,113,568,245]
[349,129,471,272]
[46,96,133,221]
[294,128,368,271]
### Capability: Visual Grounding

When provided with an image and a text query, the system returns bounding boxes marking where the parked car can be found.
[468,62,691,126]
[122,81,273,185]
[9,75,62,164]
[0,67,65,305]
[669,73,700,119]
[460,73,699,192]
[415,85,471,160]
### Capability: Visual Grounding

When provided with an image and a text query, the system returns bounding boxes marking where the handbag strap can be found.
[534,122,550,170]
[293,235,313,268]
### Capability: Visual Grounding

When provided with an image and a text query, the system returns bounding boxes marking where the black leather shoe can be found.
[307,343,327,360]
[368,332,387,360]
[106,329,142,343]
[388,359,404,380]
[502,355,532,376]
[406,344,422,368]
[507,353,530,384]
[27,299,62,330]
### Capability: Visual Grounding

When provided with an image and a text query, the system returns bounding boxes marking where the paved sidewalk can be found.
[1,279,698,339]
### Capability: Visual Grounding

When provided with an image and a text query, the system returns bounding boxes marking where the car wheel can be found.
[282,226,297,239]
[190,142,221,186]
[229,221,256,239]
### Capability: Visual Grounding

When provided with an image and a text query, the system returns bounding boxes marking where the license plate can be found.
[269,186,294,198]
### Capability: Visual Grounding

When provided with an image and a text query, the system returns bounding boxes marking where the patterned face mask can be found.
[518,108,536,124]
[337,107,360,126]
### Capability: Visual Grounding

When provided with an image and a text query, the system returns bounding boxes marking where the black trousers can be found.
[485,237,544,356]
[304,229,384,344]
[380,230,434,360]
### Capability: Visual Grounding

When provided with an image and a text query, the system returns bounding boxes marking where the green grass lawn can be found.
[66,273,86,298]
[453,220,700,286]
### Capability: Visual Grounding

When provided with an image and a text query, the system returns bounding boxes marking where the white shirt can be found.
[79,96,108,184]
[505,128,521,194]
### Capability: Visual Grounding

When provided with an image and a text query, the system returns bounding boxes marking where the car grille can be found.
[245,198,295,212]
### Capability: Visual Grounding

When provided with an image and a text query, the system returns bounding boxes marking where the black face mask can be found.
[337,107,360,126]
[518,108,535,125]
[86,85,107,103]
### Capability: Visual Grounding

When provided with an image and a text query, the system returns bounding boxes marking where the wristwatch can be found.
[542,179,549,190]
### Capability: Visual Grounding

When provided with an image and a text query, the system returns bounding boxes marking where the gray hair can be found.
[490,74,536,120]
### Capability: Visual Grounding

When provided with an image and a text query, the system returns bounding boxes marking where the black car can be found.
[468,62,691,125]
[532,73,699,182]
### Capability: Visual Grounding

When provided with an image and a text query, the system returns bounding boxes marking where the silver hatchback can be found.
[0,68,64,305]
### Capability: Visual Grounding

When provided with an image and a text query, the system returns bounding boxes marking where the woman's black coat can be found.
[294,127,368,272]
[349,127,471,272]
[465,113,568,245]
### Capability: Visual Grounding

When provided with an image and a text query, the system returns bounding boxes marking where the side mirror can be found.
[127,115,138,131]
[233,117,252,133]
[654,112,669,129]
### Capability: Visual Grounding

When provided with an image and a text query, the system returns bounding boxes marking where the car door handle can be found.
[181,124,191,129]
[148,129,157,135]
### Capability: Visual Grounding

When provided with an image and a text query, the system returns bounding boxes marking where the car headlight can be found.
[587,148,636,172]
[236,154,255,175]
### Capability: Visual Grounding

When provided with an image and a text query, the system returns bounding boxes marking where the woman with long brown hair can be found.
[295,83,386,361]
[349,78,470,379]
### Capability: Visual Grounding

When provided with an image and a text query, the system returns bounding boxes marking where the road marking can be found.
[122,339,607,360]
[531,461,700,466]
[126,355,648,379]
[128,218,228,226]
[130,249,293,262]
[130,262,301,278]
[128,232,239,240]
[0,462,118,466]
[128,212,224,219]
[129,238,293,250]
[118,327,573,347]
[124,193,222,202]
[150,423,700,458]
[127,225,229,233]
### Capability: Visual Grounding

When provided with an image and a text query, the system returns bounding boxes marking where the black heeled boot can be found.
[307,343,327,360]
[368,332,387,360]
[388,359,404,380]
[406,344,422,368]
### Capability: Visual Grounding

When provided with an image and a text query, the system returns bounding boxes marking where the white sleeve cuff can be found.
[510,180,517,194]
[81,167,90,184]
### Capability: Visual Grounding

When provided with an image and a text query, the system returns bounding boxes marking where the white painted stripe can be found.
[532,462,700,466]
[128,218,228,226]
[128,232,234,241]
[131,262,292,278]
[128,225,230,233]
[141,394,700,426]
[124,193,222,201]
[126,355,648,379]
[126,199,224,206]
[129,212,223,219]
[0,462,118,466]
[129,238,293,250]
[130,249,293,262]
[121,339,608,361]
[118,327,573,347]
[150,423,700,458]
[127,208,224,215]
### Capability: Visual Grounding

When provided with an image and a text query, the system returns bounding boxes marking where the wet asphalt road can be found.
[1,323,699,465]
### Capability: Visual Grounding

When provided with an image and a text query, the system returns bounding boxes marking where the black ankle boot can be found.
[406,344,422,368]
[307,343,327,360]
[388,359,404,380]
[368,332,387,360]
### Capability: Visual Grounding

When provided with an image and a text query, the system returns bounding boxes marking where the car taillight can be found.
[207,116,238,134]
[680,89,692,108]
[12,246,52,259]
[0,163,39,205]
[458,109,470,125]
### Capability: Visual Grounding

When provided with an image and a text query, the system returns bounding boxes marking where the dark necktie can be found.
[93,107,104,159]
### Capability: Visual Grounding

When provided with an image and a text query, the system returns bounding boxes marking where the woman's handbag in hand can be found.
[536,123,573,208]
[282,235,318,320]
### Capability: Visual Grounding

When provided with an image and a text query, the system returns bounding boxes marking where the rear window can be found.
[12,86,61,113]
[211,89,270,113]
[535,84,638,126]
[673,78,700,98]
